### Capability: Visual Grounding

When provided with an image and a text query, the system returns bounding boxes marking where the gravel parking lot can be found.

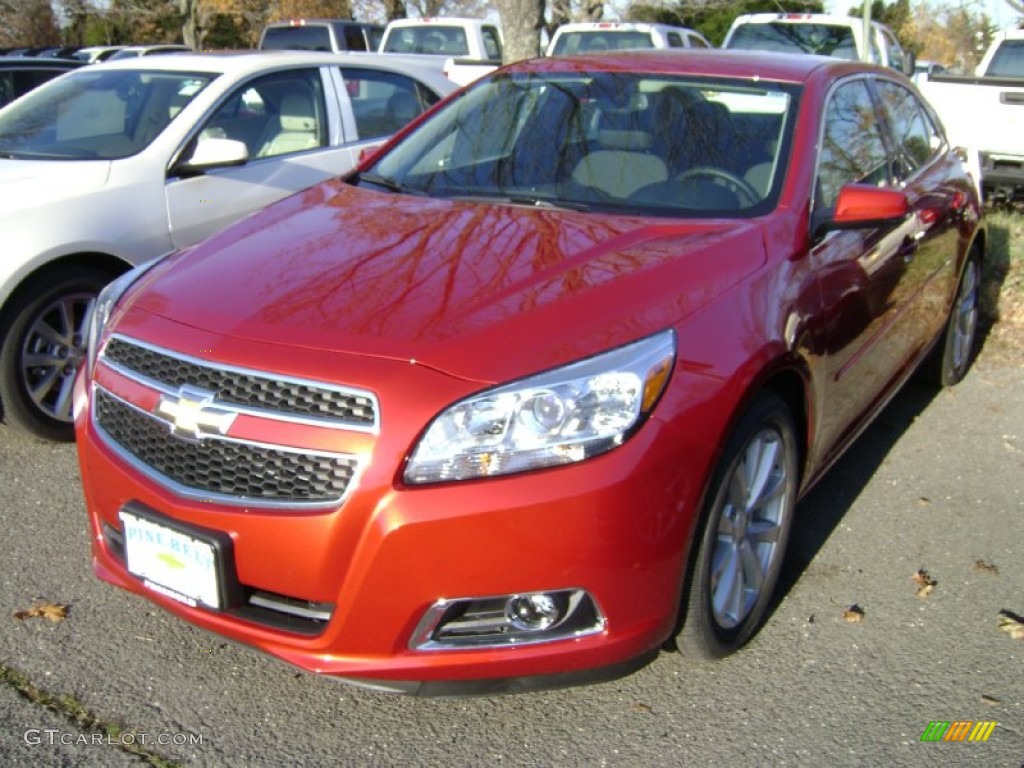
[1,331,1022,767]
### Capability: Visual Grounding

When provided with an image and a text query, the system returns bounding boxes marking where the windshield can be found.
[552,30,655,55]
[363,71,797,217]
[727,22,858,59]
[986,39,1024,77]
[261,25,332,51]
[382,26,470,55]
[0,69,215,160]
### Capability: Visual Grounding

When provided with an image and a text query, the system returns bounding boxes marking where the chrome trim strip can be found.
[248,593,333,622]
[102,333,380,434]
[409,590,606,651]
[91,385,362,510]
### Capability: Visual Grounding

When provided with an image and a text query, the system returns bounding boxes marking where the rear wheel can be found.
[926,250,980,388]
[0,267,113,441]
[676,391,798,659]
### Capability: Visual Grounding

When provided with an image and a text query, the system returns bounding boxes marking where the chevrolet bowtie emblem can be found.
[155,386,237,441]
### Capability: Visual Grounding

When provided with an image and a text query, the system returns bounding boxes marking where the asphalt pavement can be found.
[0,343,1021,767]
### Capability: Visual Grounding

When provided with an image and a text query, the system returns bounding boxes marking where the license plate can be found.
[120,510,221,609]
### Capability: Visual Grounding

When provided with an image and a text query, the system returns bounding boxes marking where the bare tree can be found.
[493,0,545,61]
[0,0,62,46]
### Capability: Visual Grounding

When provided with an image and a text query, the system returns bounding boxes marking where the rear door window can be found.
[339,68,440,139]
[874,79,942,180]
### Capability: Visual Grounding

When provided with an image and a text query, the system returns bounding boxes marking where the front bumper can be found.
[74,343,710,692]
[979,151,1024,197]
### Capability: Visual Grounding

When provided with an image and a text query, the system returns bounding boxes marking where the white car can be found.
[0,51,457,440]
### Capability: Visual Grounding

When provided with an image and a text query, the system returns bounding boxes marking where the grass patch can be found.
[980,209,1024,361]
[1,660,182,767]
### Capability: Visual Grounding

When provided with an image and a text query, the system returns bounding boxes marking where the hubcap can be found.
[951,260,979,372]
[19,292,96,424]
[710,428,790,630]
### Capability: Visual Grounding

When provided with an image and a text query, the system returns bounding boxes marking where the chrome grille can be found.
[102,336,376,427]
[94,390,358,504]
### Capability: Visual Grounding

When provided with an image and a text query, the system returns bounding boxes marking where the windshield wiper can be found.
[350,171,405,193]
[448,193,592,212]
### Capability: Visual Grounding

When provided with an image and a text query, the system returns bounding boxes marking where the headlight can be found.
[84,258,164,377]
[404,330,676,484]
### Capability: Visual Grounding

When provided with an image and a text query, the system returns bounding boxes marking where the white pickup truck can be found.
[546,21,711,55]
[917,29,1024,203]
[379,17,504,86]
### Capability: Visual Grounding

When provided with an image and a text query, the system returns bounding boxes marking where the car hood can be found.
[0,158,111,211]
[129,180,768,383]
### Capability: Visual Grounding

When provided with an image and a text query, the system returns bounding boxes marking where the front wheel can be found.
[676,391,799,659]
[0,267,114,441]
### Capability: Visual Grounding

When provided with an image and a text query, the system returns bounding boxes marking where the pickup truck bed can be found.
[919,71,1024,202]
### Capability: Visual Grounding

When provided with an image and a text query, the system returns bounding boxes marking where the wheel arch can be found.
[667,357,812,648]
[756,367,811,489]
[0,252,131,332]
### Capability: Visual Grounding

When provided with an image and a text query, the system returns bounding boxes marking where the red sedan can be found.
[74,51,984,694]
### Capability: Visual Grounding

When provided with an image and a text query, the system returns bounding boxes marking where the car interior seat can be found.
[571,127,668,198]
[257,91,319,158]
[384,90,421,134]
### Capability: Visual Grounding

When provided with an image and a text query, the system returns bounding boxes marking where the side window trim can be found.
[812,73,893,223]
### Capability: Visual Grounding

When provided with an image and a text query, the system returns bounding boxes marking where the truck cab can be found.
[259,19,384,53]
[723,13,910,75]
[379,17,503,61]
[546,21,711,56]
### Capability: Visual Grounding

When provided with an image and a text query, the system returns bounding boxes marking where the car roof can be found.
[0,57,85,69]
[729,13,888,30]
[385,17,494,27]
[264,19,382,27]
[506,48,876,84]
[92,49,457,81]
[554,21,691,31]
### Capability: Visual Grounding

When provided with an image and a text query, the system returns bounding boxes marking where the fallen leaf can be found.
[972,559,999,575]
[13,601,69,623]
[997,611,1024,640]
[980,694,1001,706]
[915,497,932,507]
[912,569,937,598]
[842,604,865,622]
[631,702,653,713]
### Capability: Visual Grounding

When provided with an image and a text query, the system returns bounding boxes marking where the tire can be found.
[925,250,980,388]
[676,391,799,659]
[0,267,113,441]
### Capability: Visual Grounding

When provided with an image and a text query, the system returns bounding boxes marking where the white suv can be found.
[723,13,910,74]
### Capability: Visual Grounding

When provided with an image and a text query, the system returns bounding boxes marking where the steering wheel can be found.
[674,167,760,208]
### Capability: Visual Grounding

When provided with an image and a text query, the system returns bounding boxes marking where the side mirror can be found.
[813,184,911,240]
[178,137,248,173]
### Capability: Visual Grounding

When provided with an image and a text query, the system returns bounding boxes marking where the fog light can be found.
[411,588,605,650]
[507,593,562,631]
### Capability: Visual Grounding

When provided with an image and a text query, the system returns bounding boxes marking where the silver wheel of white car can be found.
[677,391,798,658]
[0,267,112,441]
